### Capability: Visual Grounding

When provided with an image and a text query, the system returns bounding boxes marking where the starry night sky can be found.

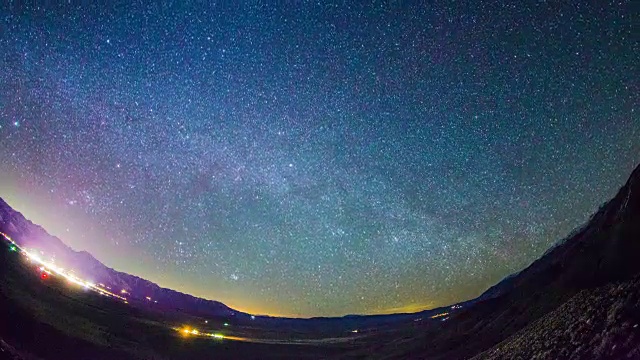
[0,1,637,317]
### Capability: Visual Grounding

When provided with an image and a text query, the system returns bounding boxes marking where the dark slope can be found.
[492,163,640,294]
[434,163,640,359]
[478,163,640,303]
[473,274,640,359]
[0,197,239,319]
[467,164,640,359]
[341,163,640,359]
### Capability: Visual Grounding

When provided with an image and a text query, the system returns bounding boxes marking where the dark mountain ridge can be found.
[0,196,452,327]
[353,162,640,359]
[479,162,640,302]
[0,197,238,319]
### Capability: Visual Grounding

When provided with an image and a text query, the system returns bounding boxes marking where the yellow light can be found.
[212,334,224,339]
[191,329,199,335]
[430,312,449,319]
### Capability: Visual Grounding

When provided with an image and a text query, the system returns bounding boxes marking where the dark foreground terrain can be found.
[2,164,640,359]
[473,276,640,359]
[0,238,366,360]
[337,164,640,359]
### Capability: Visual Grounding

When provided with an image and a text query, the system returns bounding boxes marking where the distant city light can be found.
[0,232,127,302]
[250,315,255,320]
[5,231,242,345]
[177,327,226,340]
[431,312,449,319]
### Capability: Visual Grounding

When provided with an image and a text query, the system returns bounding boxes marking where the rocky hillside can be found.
[338,163,640,359]
[436,163,640,359]
[474,275,640,359]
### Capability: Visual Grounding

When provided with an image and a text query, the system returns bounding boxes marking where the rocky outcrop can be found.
[474,275,640,359]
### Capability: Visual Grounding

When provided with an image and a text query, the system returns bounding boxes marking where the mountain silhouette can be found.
[345,162,640,359]
[0,197,238,319]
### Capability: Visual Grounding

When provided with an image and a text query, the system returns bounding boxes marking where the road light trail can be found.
[1,232,128,302]
[3,231,357,348]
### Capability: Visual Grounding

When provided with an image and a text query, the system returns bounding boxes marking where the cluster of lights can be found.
[175,324,249,342]
[1,232,127,303]
[4,232,252,344]
[430,312,449,319]
[3,232,255,343]
[177,327,225,340]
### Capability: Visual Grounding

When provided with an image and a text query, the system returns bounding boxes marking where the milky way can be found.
[0,1,637,316]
